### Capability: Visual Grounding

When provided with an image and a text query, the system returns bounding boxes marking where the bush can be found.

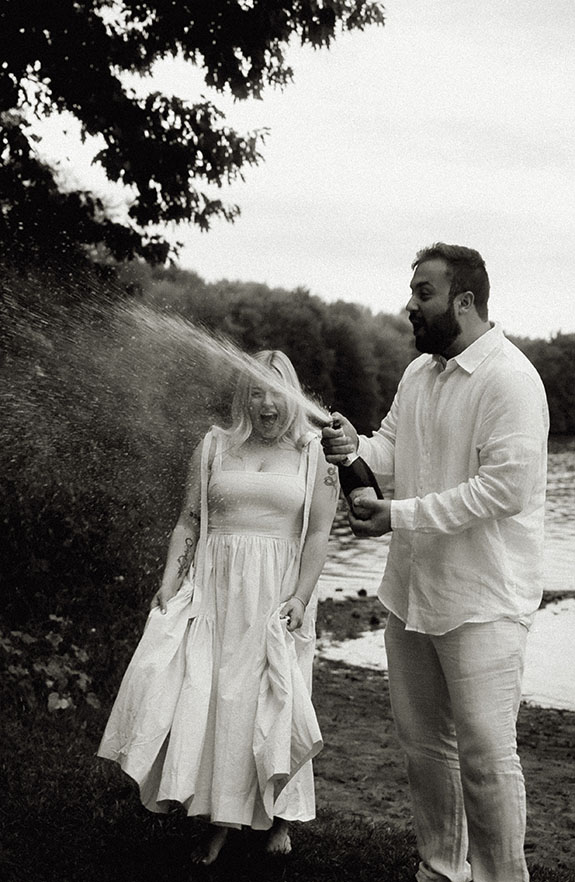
[0,271,231,633]
[0,614,99,712]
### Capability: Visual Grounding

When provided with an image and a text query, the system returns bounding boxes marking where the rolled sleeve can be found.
[390,498,416,530]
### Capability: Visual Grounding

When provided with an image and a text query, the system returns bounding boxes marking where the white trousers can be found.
[385,614,529,882]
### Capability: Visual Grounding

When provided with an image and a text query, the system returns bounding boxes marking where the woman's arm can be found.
[151,440,203,613]
[282,445,339,631]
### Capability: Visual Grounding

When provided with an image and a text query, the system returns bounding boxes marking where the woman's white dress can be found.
[98,429,323,830]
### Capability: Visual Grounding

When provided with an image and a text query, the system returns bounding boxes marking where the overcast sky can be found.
[36,0,575,339]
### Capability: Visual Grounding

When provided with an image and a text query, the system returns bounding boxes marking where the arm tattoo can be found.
[324,465,339,497]
[177,536,195,578]
[189,509,200,522]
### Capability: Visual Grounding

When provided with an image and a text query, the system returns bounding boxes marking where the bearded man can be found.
[322,243,549,882]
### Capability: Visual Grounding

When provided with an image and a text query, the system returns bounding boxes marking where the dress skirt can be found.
[98,529,322,830]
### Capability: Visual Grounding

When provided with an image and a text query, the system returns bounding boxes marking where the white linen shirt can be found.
[357,324,549,635]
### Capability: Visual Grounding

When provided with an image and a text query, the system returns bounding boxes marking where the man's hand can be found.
[321,412,359,463]
[348,492,392,537]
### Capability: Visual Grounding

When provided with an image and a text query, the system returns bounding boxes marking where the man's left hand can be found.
[349,493,392,537]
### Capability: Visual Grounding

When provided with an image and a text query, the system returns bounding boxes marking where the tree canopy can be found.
[0,0,385,263]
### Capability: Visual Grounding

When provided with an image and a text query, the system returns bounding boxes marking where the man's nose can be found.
[406,294,417,313]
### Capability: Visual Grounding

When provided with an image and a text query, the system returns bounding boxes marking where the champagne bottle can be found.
[331,420,384,504]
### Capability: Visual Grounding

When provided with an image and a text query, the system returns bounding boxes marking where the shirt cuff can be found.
[357,436,370,460]
[390,498,417,531]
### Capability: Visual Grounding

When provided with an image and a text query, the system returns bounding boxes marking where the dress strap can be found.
[194,428,216,591]
[297,435,320,557]
[210,425,224,472]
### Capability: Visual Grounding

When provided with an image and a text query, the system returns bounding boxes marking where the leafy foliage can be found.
[0,276,221,630]
[512,334,575,435]
[0,0,385,262]
[0,615,100,712]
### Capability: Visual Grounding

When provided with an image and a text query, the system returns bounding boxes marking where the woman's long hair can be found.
[221,350,316,450]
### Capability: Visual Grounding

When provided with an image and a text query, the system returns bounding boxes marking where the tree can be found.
[0,0,385,264]
[513,333,575,434]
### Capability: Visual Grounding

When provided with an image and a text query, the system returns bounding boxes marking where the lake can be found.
[317,436,575,710]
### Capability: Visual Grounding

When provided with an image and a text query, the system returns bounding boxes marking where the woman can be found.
[98,350,338,864]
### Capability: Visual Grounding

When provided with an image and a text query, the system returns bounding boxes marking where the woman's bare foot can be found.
[191,825,229,865]
[265,818,291,855]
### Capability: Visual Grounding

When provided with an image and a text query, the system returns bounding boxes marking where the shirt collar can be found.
[433,323,504,375]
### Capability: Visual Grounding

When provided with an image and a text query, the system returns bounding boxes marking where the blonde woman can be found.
[98,351,338,864]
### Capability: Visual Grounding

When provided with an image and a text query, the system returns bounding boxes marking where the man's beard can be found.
[412,302,461,354]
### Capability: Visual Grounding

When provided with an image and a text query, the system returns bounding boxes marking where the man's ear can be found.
[456,290,475,313]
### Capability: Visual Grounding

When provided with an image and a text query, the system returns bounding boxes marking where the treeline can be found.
[508,334,575,436]
[120,260,575,436]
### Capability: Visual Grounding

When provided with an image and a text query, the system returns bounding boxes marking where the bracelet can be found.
[291,596,307,609]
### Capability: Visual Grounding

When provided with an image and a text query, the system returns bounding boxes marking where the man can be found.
[322,244,549,882]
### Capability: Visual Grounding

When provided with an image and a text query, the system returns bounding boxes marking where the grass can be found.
[2,674,574,882]
[1,699,418,882]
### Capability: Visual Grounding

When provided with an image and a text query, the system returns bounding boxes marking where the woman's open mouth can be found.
[260,413,278,428]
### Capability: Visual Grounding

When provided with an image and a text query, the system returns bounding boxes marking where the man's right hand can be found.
[321,412,359,463]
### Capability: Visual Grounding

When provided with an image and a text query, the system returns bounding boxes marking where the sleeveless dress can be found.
[98,428,323,830]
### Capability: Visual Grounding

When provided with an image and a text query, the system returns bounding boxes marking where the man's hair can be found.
[412,243,490,320]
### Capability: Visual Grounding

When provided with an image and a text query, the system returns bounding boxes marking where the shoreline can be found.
[317,592,575,711]
[314,597,575,870]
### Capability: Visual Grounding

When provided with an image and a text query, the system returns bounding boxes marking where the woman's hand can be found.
[150,584,178,615]
[280,596,307,632]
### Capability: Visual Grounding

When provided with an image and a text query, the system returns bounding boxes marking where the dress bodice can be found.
[207,442,306,539]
